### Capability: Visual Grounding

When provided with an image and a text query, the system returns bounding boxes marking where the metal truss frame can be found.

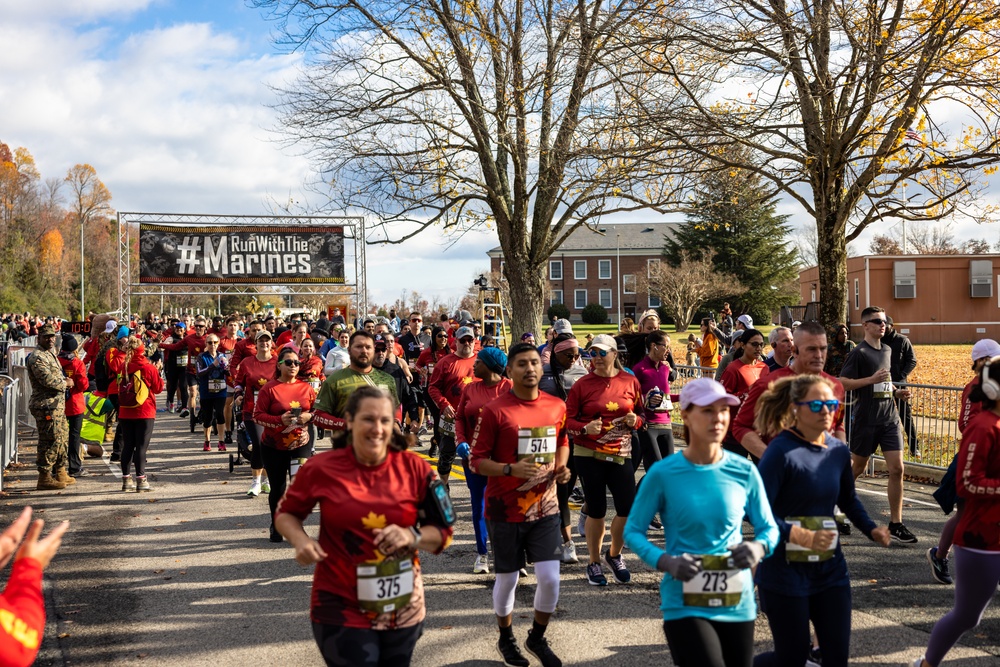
[117,212,366,317]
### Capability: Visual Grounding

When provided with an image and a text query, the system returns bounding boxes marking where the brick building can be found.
[799,254,1000,343]
[487,222,679,324]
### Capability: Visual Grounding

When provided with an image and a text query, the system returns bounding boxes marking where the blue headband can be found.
[478,346,507,374]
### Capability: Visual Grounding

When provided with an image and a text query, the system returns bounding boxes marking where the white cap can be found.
[553,318,573,335]
[590,334,617,351]
[679,378,741,409]
[104,320,118,334]
[792,320,802,327]
[972,339,1000,361]
[736,314,753,329]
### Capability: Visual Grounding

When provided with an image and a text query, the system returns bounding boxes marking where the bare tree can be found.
[646,251,745,332]
[250,0,696,336]
[644,1,1000,325]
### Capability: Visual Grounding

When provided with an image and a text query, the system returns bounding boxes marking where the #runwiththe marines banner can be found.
[138,224,345,284]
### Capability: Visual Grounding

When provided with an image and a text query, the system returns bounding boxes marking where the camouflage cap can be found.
[38,324,56,336]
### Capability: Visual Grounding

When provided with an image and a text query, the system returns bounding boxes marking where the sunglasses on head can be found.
[280,359,300,367]
[795,399,840,413]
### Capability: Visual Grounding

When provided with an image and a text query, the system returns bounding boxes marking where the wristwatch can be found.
[503,463,512,476]
[408,525,422,547]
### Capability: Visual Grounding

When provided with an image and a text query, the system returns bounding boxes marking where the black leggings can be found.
[638,426,675,470]
[426,399,441,448]
[663,617,754,667]
[312,621,422,667]
[166,370,187,407]
[67,414,83,474]
[201,395,226,429]
[260,443,311,522]
[754,585,851,667]
[574,455,635,519]
[119,418,155,478]
[107,395,123,456]
[244,416,263,468]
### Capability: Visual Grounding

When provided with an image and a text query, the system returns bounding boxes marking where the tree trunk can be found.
[816,212,849,328]
[503,255,546,343]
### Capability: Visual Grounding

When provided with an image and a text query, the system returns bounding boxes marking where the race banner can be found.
[138,224,345,284]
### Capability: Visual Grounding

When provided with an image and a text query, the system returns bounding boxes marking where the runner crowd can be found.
[2,305,998,667]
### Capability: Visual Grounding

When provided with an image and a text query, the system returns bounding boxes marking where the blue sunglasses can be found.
[795,399,840,413]
[592,348,611,357]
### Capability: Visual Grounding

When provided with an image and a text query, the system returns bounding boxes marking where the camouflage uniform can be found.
[27,343,69,474]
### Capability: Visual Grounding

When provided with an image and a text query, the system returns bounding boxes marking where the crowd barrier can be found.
[0,375,21,492]
[8,344,37,431]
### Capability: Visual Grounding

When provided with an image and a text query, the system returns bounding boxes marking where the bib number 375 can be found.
[357,559,414,614]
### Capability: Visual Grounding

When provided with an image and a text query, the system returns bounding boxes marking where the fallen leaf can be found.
[58,633,71,638]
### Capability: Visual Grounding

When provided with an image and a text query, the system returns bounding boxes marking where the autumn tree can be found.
[645,1,1000,325]
[250,0,696,336]
[65,164,114,316]
[647,251,745,332]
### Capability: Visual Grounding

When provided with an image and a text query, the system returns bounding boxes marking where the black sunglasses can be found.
[280,359,300,367]
[865,319,887,326]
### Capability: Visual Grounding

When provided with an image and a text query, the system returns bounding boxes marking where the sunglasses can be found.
[592,348,611,357]
[280,359,301,367]
[435,334,448,339]
[559,350,581,359]
[459,337,474,343]
[206,340,219,344]
[866,319,887,326]
[746,341,764,348]
[795,399,840,413]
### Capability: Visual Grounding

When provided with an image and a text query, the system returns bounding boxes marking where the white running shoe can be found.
[561,540,579,564]
[247,480,262,497]
[473,554,490,574]
[577,512,587,537]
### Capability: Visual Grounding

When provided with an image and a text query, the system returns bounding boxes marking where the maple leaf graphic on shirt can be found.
[362,512,387,531]
[462,376,474,384]
[605,401,620,412]
[517,491,541,514]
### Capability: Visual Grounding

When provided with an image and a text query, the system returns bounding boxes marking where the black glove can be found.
[656,553,702,582]
[728,540,767,569]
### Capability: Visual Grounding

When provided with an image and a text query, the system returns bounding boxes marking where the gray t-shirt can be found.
[840,340,898,424]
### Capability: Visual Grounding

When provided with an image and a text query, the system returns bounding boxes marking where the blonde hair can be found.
[753,374,834,438]
[121,335,143,371]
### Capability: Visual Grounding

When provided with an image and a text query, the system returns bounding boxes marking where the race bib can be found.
[517,426,557,464]
[439,416,455,436]
[176,352,189,367]
[785,516,838,563]
[357,558,414,614]
[208,379,226,393]
[873,381,892,400]
[309,379,321,391]
[682,555,747,608]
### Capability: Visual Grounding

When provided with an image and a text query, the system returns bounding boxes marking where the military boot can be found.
[37,472,68,490]
[55,468,77,486]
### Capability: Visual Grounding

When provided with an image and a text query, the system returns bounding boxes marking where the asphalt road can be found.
[3,415,998,667]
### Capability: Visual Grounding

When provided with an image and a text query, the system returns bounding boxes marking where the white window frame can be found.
[647,258,660,277]
[649,294,661,308]
[574,260,587,280]
[623,274,636,294]
[549,260,563,280]
[598,259,612,280]
[550,289,563,306]
[599,289,613,309]
[574,289,588,309]
[499,261,506,281]
[854,278,859,310]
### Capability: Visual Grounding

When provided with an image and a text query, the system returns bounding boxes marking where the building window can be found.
[854,279,859,310]
[549,260,563,281]
[649,294,661,308]
[599,289,613,309]
[550,289,563,306]
[647,258,660,277]
[498,261,506,281]
[598,259,612,280]
[623,274,636,294]
[574,289,588,309]
[574,260,587,280]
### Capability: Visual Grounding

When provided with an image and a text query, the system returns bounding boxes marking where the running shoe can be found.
[260,480,271,494]
[473,554,490,574]
[926,547,953,584]
[519,567,529,577]
[911,659,926,667]
[109,453,121,463]
[604,551,631,584]
[649,517,663,530]
[496,633,529,667]
[910,447,921,459]
[525,629,563,667]
[586,562,608,586]
[224,432,233,445]
[269,525,283,543]
[808,647,822,666]
[418,425,428,436]
[889,522,918,544]
[218,442,227,452]
[167,402,174,413]
[560,540,579,565]
[136,476,151,492]
[247,480,262,497]
[203,441,211,452]
[577,512,587,538]
[122,475,136,492]
[179,408,190,418]
[568,487,585,504]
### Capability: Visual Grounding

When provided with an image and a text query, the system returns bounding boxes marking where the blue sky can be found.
[2,0,997,311]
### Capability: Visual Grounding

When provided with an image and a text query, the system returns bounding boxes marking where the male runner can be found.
[312,331,398,433]
[470,343,570,667]
[428,325,478,485]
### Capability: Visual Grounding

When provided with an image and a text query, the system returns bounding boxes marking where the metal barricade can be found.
[0,340,9,374]
[0,375,20,492]
[8,344,36,431]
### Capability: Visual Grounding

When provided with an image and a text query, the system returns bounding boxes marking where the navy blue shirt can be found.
[755,429,877,596]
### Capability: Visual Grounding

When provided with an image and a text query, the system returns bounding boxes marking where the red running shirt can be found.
[58,356,87,417]
[233,355,278,417]
[469,391,568,522]
[565,372,644,457]
[955,409,1000,552]
[455,379,512,444]
[731,366,845,446]
[0,558,44,667]
[253,379,317,450]
[427,354,477,411]
[276,448,453,629]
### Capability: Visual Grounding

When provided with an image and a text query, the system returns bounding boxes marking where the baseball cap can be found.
[553,318,573,335]
[255,330,273,342]
[373,334,389,349]
[104,320,119,334]
[455,326,474,340]
[38,324,56,337]
[736,314,753,329]
[590,334,617,351]
[972,339,1000,361]
[679,378,741,409]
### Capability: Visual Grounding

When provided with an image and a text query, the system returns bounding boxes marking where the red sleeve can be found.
[0,558,45,667]
[143,363,164,394]
[427,357,450,410]
[957,419,1000,497]
[720,362,740,394]
[564,379,589,436]
[732,373,769,444]
[69,359,87,398]
[312,410,345,431]
[960,381,981,434]
[468,404,499,474]
[630,376,644,431]
[158,341,182,352]
[253,384,286,429]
